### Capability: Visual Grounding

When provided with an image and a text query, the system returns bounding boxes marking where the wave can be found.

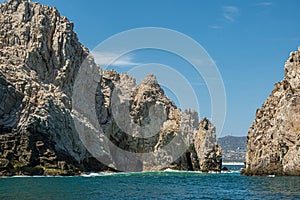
[81,172,115,177]
[221,170,241,174]
[80,169,203,177]
[1,169,241,178]
[162,168,202,173]
[163,168,240,174]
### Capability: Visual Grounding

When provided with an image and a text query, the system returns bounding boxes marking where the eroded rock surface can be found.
[0,0,222,175]
[244,48,300,176]
[0,0,104,175]
[91,70,222,171]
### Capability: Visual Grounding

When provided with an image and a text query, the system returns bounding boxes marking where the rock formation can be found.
[0,0,221,175]
[244,47,300,176]
[92,70,222,171]
[171,118,222,171]
[0,0,104,175]
[194,118,222,171]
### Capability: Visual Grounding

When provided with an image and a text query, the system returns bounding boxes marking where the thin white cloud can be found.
[92,51,141,67]
[223,6,239,22]
[209,25,223,30]
[256,2,273,6]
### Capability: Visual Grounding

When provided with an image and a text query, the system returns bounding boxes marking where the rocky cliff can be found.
[0,0,221,175]
[0,0,104,175]
[244,47,300,176]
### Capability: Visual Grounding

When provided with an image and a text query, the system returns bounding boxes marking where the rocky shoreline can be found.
[1,0,300,177]
[0,0,222,176]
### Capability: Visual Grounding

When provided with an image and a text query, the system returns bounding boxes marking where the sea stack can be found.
[244,47,300,175]
[0,0,221,175]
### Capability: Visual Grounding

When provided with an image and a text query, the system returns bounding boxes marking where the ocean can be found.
[0,168,300,200]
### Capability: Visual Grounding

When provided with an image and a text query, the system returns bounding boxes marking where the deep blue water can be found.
[0,170,300,200]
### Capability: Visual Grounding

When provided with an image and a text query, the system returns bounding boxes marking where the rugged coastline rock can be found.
[92,70,222,171]
[171,118,222,171]
[244,48,300,176]
[0,0,221,175]
[0,0,104,175]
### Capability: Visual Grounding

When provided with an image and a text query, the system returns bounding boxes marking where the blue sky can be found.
[5,0,300,137]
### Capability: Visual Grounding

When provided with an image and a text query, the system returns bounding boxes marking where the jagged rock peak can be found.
[6,0,33,7]
[199,117,215,131]
[193,117,221,171]
[284,47,300,90]
[139,74,159,86]
[0,0,89,96]
[8,0,31,2]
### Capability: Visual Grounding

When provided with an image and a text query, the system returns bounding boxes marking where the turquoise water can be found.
[0,170,300,200]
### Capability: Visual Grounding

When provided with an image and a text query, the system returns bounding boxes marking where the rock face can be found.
[0,0,221,175]
[244,48,300,176]
[171,118,222,171]
[92,71,222,171]
[0,0,103,175]
[194,118,222,171]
